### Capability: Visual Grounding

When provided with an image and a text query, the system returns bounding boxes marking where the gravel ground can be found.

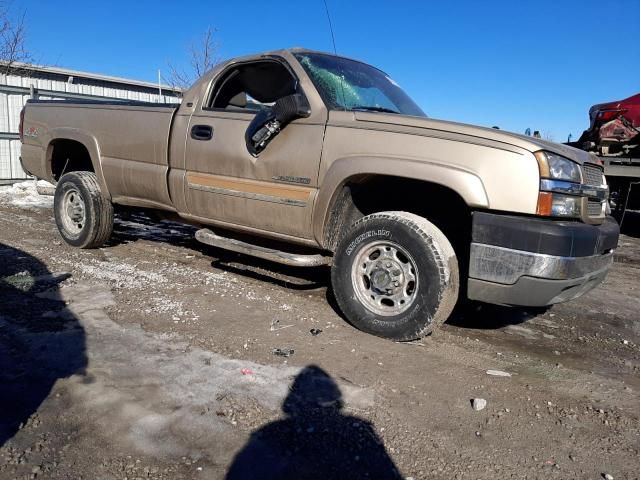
[0,190,638,479]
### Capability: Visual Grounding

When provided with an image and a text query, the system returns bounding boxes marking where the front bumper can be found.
[467,212,619,306]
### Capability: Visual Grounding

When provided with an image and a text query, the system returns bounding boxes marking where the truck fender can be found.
[44,128,111,199]
[313,155,489,246]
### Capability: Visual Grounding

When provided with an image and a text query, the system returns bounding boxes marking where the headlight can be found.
[550,194,581,217]
[534,151,581,183]
[536,192,581,218]
[534,151,609,221]
[534,151,583,218]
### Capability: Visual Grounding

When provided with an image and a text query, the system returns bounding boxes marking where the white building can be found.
[0,62,181,183]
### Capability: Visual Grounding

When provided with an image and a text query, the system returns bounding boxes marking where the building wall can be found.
[0,68,180,182]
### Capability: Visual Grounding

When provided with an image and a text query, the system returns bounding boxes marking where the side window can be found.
[207,61,298,112]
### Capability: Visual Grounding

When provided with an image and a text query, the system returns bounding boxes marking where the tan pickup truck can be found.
[19,48,619,340]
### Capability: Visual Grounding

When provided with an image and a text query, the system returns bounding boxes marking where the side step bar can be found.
[195,229,332,267]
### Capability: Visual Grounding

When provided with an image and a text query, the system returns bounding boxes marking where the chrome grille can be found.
[583,163,604,186]
[582,163,607,219]
[587,199,603,216]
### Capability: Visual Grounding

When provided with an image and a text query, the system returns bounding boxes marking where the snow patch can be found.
[74,259,168,289]
[0,180,54,209]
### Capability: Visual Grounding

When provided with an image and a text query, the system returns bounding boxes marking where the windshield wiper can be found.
[350,105,400,114]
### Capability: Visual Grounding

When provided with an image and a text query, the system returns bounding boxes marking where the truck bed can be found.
[22,98,180,208]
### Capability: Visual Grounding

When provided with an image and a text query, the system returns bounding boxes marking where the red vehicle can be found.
[570,93,640,225]
[575,93,640,157]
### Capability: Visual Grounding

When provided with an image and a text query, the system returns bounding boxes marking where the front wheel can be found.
[54,171,113,248]
[331,211,459,341]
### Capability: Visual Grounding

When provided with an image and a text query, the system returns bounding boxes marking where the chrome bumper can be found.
[469,243,614,285]
[467,243,614,307]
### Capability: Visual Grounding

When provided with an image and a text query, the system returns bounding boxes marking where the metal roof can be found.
[0,60,181,92]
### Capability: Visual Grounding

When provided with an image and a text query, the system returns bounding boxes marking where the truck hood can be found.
[354,112,595,165]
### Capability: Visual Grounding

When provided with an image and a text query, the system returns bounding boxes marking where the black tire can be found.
[331,211,459,341]
[54,171,113,249]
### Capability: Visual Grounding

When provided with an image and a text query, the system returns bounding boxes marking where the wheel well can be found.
[49,139,94,180]
[324,175,472,272]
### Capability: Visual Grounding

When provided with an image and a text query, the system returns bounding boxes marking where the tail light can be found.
[598,108,627,122]
[19,108,25,142]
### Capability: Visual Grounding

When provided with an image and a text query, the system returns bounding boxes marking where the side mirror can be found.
[245,94,311,156]
[272,93,311,124]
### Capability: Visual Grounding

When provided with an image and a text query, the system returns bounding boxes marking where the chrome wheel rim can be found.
[351,241,419,316]
[60,188,86,235]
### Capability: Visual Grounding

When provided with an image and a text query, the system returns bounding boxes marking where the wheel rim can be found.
[351,240,419,316]
[60,188,86,234]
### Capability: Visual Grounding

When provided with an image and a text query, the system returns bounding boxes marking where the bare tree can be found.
[167,27,219,92]
[0,3,31,74]
[542,131,556,142]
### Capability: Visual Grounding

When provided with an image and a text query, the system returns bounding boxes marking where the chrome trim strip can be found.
[539,179,608,200]
[469,243,614,285]
[188,183,307,207]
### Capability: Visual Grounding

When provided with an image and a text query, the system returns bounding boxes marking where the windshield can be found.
[294,52,426,117]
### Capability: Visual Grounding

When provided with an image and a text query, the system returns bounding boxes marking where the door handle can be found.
[191,125,213,141]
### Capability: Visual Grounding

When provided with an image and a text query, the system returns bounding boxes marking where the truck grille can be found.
[582,163,606,219]
[587,199,604,216]
[582,163,604,186]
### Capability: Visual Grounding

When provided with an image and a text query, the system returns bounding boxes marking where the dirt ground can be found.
[0,191,638,480]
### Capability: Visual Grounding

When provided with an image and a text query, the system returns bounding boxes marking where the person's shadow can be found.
[226,365,402,480]
[0,243,87,446]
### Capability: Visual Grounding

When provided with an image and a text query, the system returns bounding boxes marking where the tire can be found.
[54,171,113,248]
[331,211,459,341]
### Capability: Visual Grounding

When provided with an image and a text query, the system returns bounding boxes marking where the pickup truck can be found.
[19,48,620,341]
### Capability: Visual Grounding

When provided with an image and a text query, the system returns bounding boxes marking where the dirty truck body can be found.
[19,48,619,340]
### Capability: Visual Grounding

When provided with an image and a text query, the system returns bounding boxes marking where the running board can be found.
[194,229,332,267]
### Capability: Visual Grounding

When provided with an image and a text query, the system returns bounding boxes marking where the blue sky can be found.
[15,0,640,141]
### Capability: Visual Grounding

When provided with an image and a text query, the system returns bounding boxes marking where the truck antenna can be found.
[322,0,347,109]
[323,0,338,55]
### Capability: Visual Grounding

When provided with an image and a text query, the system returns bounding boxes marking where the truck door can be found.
[183,59,325,239]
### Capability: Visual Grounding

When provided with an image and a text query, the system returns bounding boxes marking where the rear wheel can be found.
[54,172,113,248]
[331,211,459,341]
